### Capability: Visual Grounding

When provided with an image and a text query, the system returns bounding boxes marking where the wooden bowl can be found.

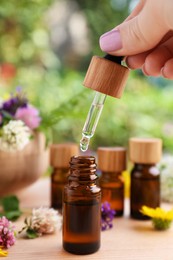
[0,132,50,196]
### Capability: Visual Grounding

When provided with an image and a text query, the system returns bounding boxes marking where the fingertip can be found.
[125,53,147,69]
[160,59,173,79]
[161,67,173,80]
[125,57,137,69]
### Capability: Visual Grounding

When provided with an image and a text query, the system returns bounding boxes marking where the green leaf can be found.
[2,195,20,212]
[1,110,13,120]
[26,228,38,239]
[4,210,22,221]
[0,195,22,221]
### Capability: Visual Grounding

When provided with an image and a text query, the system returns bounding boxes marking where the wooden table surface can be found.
[6,178,173,260]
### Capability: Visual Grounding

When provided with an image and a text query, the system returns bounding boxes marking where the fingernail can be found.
[125,57,131,68]
[161,67,167,78]
[99,30,122,52]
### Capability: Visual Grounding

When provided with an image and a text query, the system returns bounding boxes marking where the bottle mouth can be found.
[69,156,97,175]
[71,155,95,161]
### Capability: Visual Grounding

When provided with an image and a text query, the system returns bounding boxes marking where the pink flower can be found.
[15,106,41,130]
[0,217,15,249]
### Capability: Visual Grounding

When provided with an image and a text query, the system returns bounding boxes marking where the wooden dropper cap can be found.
[97,147,126,172]
[83,55,129,98]
[129,138,162,164]
[50,143,79,168]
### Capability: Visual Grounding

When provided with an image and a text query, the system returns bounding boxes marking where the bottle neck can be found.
[101,171,122,178]
[52,167,69,182]
[52,166,69,172]
[69,156,98,184]
[133,163,156,170]
[132,163,160,176]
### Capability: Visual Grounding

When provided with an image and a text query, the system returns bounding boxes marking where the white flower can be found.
[158,155,173,202]
[0,120,31,151]
[31,207,62,235]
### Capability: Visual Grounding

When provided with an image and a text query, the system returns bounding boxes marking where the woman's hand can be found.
[99,0,173,79]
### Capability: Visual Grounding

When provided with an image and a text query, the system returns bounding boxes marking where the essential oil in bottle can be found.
[50,143,78,210]
[63,156,101,255]
[98,147,126,216]
[129,138,162,220]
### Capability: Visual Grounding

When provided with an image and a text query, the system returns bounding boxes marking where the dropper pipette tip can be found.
[80,135,90,152]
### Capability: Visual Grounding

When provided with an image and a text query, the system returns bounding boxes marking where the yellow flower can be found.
[140,206,173,230]
[0,247,8,257]
[122,171,130,198]
[141,206,173,220]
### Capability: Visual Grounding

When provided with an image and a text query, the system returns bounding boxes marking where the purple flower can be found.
[0,216,15,248]
[101,202,116,231]
[2,95,27,116]
[15,106,41,130]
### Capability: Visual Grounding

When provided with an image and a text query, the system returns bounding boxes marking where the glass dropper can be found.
[80,54,123,152]
[80,92,106,152]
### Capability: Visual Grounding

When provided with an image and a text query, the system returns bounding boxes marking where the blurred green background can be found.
[0,0,173,152]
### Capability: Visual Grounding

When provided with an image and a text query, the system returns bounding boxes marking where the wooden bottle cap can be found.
[50,143,79,168]
[129,138,162,164]
[83,56,129,98]
[97,147,126,172]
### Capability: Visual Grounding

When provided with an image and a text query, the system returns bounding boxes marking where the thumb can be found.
[99,3,170,56]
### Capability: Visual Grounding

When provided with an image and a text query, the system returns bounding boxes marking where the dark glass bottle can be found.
[98,147,126,216]
[63,156,101,255]
[129,138,162,220]
[50,143,78,210]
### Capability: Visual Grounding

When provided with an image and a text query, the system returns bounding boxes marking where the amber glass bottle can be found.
[129,138,162,220]
[98,147,126,216]
[50,143,78,210]
[63,156,101,255]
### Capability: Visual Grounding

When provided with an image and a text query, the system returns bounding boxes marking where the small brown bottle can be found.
[129,138,162,220]
[63,156,101,255]
[98,147,126,216]
[50,143,78,210]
